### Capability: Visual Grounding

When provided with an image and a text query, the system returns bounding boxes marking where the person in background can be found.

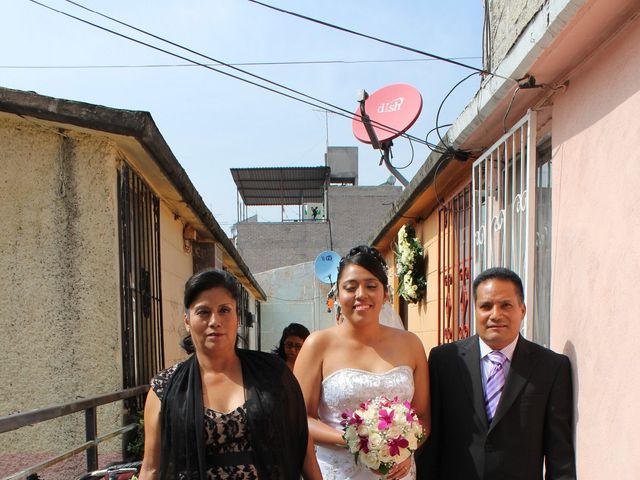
[138,269,321,480]
[418,267,576,480]
[274,322,311,370]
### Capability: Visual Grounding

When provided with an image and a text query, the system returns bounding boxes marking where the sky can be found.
[2,0,485,234]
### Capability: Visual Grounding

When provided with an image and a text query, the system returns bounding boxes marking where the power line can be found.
[0,56,482,70]
[30,0,429,146]
[248,0,514,81]
[435,72,481,147]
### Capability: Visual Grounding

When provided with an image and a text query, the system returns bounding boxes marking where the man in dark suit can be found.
[418,267,576,479]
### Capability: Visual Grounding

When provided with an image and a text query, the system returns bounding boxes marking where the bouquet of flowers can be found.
[340,396,424,476]
[395,223,427,304]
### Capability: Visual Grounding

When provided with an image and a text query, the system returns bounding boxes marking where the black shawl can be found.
[159,349,308,479]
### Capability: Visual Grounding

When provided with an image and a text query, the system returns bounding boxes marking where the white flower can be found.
[368,432,384,449]
[361,407,376,421]
[358,451,380,469]
[394,414,409,428]
[357,424,370,437]
[347,436,361,451]
[344,427,359,443]
[377,444,394,464]
[407,434,419,450]
[386,425,404,439]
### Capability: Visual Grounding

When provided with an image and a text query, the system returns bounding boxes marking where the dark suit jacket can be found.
[417,335,576,480]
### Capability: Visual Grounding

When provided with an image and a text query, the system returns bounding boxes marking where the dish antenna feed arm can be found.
[358,91,409,187]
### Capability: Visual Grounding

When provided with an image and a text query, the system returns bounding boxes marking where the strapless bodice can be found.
[316,366,416,480]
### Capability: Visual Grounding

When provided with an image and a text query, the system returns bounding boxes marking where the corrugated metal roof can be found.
[230,166,330,206]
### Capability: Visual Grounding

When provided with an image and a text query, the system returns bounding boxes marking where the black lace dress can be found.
[152,364,258,479]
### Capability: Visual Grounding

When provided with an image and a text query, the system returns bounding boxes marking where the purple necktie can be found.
[484,351,507,422]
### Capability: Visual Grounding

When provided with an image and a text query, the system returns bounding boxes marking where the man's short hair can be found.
[472,267,525,303]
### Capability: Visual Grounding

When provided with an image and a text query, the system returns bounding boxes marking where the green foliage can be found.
[126,411,145,460]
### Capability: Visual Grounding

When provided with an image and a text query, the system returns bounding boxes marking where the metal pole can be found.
[85,407,98,471]
[381,143,409,186]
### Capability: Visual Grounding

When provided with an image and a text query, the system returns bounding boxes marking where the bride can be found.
[295,245,430,480]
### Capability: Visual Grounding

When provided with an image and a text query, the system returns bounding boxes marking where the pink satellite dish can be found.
[352,83,423,144]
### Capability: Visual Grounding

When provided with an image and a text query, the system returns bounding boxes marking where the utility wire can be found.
[52,0,427,146]
[0,56,482,69]
[424,124,452,154]
[435,72,481,147]
[248,0,514,81]
[27,0,337,114]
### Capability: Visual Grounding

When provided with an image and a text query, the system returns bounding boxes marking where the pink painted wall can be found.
[551,15,640,479]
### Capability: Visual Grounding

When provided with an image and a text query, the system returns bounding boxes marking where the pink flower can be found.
[340,410,352,427]
[378,408,395,430]
[349,412,364,427]
[358,435,370,453]
[388,436,409,456]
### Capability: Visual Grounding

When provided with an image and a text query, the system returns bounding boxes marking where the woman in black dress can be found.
[138,268,321,480]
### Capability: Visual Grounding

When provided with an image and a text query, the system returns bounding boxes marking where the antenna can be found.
[313,108,330,150]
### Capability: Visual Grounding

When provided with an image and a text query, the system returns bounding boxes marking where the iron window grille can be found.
[472,110,538,338]
[438,182,473,344]
[118,163,164,410]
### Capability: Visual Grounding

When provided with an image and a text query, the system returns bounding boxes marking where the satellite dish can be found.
[314,251,340,284]
[352,83,423,144]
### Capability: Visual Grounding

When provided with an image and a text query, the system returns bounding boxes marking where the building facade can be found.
[0,87,265,478]
[371,0,640,477]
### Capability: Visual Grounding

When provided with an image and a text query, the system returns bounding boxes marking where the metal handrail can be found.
[0,385,148,433]
[0,385,149,480]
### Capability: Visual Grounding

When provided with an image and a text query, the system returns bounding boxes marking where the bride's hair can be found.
[337,245,388,291]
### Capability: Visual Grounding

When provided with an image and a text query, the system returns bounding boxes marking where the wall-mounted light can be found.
[183,224,197,253]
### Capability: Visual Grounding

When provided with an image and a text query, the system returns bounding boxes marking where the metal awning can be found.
[230,166,330,206]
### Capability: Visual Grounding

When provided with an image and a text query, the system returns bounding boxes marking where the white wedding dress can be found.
[316,366,416,480]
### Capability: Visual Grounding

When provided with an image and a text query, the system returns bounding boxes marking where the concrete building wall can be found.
[158,203,193,367]
[255,262,333,353]
[551,15,640,478]
[235,185,401,273]
[382,213,437,354]
[236,221,331,273]
[416,214,439,351]
[328,185,402,255]
[0,117,122,474]
[486,0,545,69]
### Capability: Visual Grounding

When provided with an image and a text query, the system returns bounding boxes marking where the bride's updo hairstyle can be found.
[337,245,389,292]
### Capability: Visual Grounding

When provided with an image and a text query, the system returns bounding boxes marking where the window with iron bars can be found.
[237,285,253,349]
[471,110,551,345]
[118,163,164,410]
[438,183,473,344]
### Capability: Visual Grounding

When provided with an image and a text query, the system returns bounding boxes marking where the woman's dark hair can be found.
[181,268,241,353]
[273,323,311,360]
[337,245,389,292]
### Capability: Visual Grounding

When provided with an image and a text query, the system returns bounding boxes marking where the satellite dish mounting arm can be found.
[358,91,409,187]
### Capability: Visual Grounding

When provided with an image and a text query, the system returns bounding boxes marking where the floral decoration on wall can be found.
[396,223,427,304]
